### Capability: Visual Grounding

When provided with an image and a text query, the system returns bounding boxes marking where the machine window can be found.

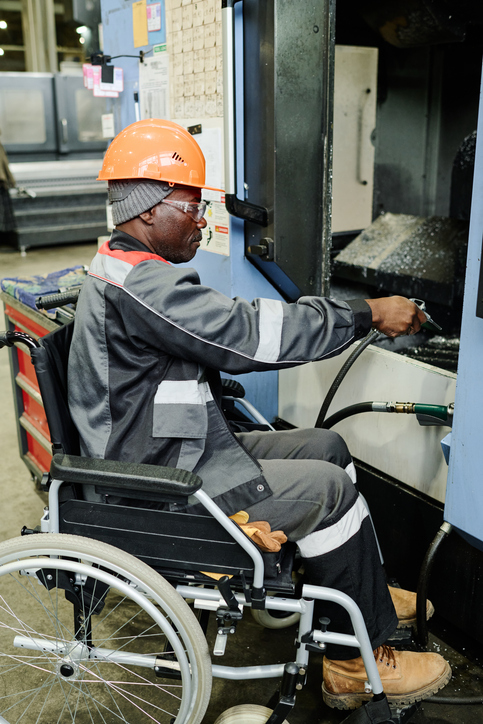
[0,89,46,144]
[75,89,105,143]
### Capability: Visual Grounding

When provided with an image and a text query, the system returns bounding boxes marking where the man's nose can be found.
[197,217,208,229]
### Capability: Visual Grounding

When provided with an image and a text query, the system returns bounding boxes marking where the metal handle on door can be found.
[222,0,268,226]
[356,88,373,186]
[61,118,68,145]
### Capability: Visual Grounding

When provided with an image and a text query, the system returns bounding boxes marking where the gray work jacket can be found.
[68,231,372,514]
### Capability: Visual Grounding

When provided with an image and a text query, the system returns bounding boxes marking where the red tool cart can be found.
[1,267,84,486]
[2,293,58,485]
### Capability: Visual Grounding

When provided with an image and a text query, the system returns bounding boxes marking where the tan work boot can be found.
[322,645,451,710]
[388,585,435,628]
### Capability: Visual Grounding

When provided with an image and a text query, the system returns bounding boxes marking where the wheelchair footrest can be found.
[386,626,414,648]
[388,702,421,723]
[341,695,393,723]
[341,698,420,724]
[265,663,300,724]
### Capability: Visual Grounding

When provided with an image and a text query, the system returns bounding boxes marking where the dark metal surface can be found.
[333,213,468,306]
[243,0,335,300]
[398,337,459,373]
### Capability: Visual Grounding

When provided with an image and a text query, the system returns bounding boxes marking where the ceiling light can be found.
[0,49,4,56]
[0,21,7,29]
[79,37,85,44]
[76,26,88,34]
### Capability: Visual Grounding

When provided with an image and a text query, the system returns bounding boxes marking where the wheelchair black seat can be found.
[58,496,296,592]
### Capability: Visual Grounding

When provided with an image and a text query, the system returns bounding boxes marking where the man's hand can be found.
[365,296,428,338]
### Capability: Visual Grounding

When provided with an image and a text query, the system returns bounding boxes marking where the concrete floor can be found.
[1,241,483,723]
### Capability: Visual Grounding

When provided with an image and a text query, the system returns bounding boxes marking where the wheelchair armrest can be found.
[221,378,245,398]
[50,454,202,499]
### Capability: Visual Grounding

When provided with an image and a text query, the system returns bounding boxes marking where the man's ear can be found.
[139,208,155,224]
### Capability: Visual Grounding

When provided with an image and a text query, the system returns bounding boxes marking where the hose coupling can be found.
[394,402,416,414]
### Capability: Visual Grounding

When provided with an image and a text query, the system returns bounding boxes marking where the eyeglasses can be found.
[160,198,207,223]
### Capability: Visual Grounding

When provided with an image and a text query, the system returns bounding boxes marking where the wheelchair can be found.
[0,322,394,724]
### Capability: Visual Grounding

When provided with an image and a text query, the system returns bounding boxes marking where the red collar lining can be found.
[98,240,170,266]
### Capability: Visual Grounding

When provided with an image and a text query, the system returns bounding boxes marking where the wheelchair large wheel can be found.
[0,534,212,723]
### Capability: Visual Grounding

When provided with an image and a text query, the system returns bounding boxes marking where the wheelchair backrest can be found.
[31,321,80,457]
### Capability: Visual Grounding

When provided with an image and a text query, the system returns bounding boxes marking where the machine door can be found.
[54,74,112,154]
[0,73,57,155]
[224,0,334,301]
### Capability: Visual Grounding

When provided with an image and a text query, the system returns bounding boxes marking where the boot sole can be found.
[396,600,435,629]
[322,660,452,710]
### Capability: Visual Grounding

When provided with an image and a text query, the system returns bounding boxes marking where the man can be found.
[68,119,451,710]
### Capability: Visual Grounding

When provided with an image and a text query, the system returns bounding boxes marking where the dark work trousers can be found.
[236,428,398,660]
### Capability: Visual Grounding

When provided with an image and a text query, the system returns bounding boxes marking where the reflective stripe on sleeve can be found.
[254,298,284,362]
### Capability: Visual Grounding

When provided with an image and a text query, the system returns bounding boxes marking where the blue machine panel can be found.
[444,63,483,544]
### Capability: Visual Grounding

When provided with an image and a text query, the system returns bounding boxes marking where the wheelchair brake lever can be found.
[217,575,241,612]
[214,576,243,657]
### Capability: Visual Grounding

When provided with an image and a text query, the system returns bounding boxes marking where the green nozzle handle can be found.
[414,404,450,422]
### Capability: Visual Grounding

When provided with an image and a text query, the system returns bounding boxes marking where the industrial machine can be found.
[216,0,483,677]
[0,71,117,251]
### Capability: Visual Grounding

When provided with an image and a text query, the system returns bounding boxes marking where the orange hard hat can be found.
[97,118,223,192]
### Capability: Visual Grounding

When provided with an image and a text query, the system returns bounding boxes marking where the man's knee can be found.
[247,457,358,540]
[295,428,352,468]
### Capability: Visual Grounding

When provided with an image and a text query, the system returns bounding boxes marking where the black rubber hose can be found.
[315,329,381,428]
[427,695,483,705]
[322,402,375,429]
[416,522,453,647]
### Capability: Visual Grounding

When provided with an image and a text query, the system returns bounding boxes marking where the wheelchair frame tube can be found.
[48,479,63,533]
[212,663,285,680]
[302,584,384,695]
[192,488,266,590]
[223,397,276,430]
[176,586,306,614]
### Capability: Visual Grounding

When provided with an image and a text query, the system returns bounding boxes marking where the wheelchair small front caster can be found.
[250,589,301,630]
[213,704,290,724]
[250,607,300,630]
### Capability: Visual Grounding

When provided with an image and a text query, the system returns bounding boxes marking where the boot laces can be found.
[374,645,397,669]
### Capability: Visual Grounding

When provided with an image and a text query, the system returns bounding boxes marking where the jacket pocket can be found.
[152,379,212,439]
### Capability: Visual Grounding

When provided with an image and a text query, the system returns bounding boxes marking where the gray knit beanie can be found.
[108,179,173,225]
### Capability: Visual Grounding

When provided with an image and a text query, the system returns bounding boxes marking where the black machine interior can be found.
[330,0,483,371]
